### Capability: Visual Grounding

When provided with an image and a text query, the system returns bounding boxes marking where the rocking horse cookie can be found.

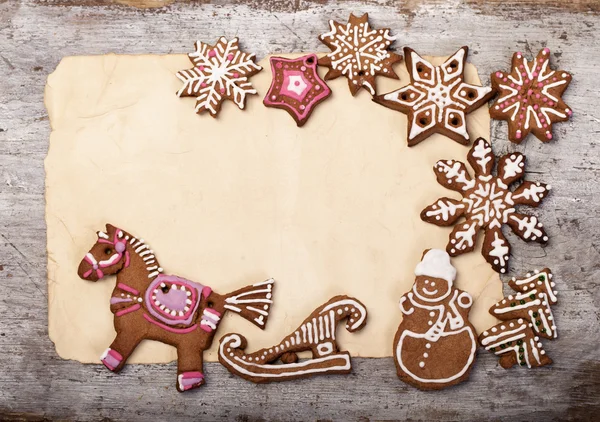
[77,224,275,392]
[218,295,367,383]
[393,249,477,390]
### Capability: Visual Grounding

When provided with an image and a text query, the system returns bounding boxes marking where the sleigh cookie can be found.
[393,249,477,390]
[77,224,275,392]
[218,296,367,382]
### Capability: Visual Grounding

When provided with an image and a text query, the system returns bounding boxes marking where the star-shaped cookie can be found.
[263,54,332,127]
[374,47,494,146]
[490,48,573,144]
[318,13,402,96]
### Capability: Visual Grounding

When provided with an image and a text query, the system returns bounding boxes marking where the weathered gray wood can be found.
[1,0,599,420]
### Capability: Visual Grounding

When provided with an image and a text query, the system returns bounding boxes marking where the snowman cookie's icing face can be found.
[413,275,452,302]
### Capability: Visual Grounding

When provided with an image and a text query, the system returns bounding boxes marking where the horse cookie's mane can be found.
[100,227,164,280]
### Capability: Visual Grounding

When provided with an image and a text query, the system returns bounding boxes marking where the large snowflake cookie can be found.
[263,54,332,127]
[176,37,262,117]
[420,138,551,274]
[490,48,573,144]
[374,47,494,146]
[318,13,402,96]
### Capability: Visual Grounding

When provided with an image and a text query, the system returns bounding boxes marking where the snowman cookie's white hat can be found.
[414,249,456,283]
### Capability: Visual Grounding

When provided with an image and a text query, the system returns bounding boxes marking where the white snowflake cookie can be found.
[374,47,493,146]
[176,37,262,117]
[420,138,551,274]
[318,13,402,96]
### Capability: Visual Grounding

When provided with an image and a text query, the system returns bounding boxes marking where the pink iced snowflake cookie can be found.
[490,48,573,143]
[420,138,551,274]
[263,54,332,127]
[176,37,262,117]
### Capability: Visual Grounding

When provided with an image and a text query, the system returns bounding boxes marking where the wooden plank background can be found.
[1,0,599,420]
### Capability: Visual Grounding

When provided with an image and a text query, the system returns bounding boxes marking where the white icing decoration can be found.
[414,249,456,283]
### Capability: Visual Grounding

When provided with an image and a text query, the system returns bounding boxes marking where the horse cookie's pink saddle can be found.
[144,274,209,327]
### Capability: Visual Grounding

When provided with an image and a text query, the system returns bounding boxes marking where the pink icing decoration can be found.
[115,304,140,317]
[227,54,234,61]
[548,101,554,106]
[197,66,204,71]
[208,49,216,57]
[546,133,553,140]
[118,283,139,296]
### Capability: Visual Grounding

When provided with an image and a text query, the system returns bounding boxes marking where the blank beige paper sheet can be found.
[45,53,502,363]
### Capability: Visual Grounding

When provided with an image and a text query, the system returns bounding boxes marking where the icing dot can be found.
[426,343,431,349]
[423,353,429,358]
[419,362,425,368]
[491,327,497,332]
[208,49,216,57]
[429,311,435,317]
[227,54,234,61]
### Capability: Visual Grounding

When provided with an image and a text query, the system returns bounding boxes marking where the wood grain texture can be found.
[0,0,599,420]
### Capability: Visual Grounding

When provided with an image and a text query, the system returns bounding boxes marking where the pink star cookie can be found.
[263,54,332,127]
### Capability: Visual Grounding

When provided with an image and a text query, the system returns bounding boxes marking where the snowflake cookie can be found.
[176,37,262,117]
[263,54,332,127]
[490,48,573,144]
[420,138,551,274]
[374,47,494,147]
[318,13,402,96]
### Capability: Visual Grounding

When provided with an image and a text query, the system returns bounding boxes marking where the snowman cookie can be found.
[393,249,477,390]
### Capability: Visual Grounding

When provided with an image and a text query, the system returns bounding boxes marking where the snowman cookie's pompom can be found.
[414,249,456,283]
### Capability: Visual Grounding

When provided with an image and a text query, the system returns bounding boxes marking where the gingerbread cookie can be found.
[374,46,494,146]
[480,269,557,368]
[176,37,262,117]
[263,54,332,127]
[421,138,551,274]
[77,224,274,392]
[479,319,552,369]
[218,295,367,383]
[318,13,402,96]
[394,249,477,390]
[490,48,573,143]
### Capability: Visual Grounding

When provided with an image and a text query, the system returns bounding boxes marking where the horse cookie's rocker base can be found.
[78,224,275,392]
[218,296,367,382]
